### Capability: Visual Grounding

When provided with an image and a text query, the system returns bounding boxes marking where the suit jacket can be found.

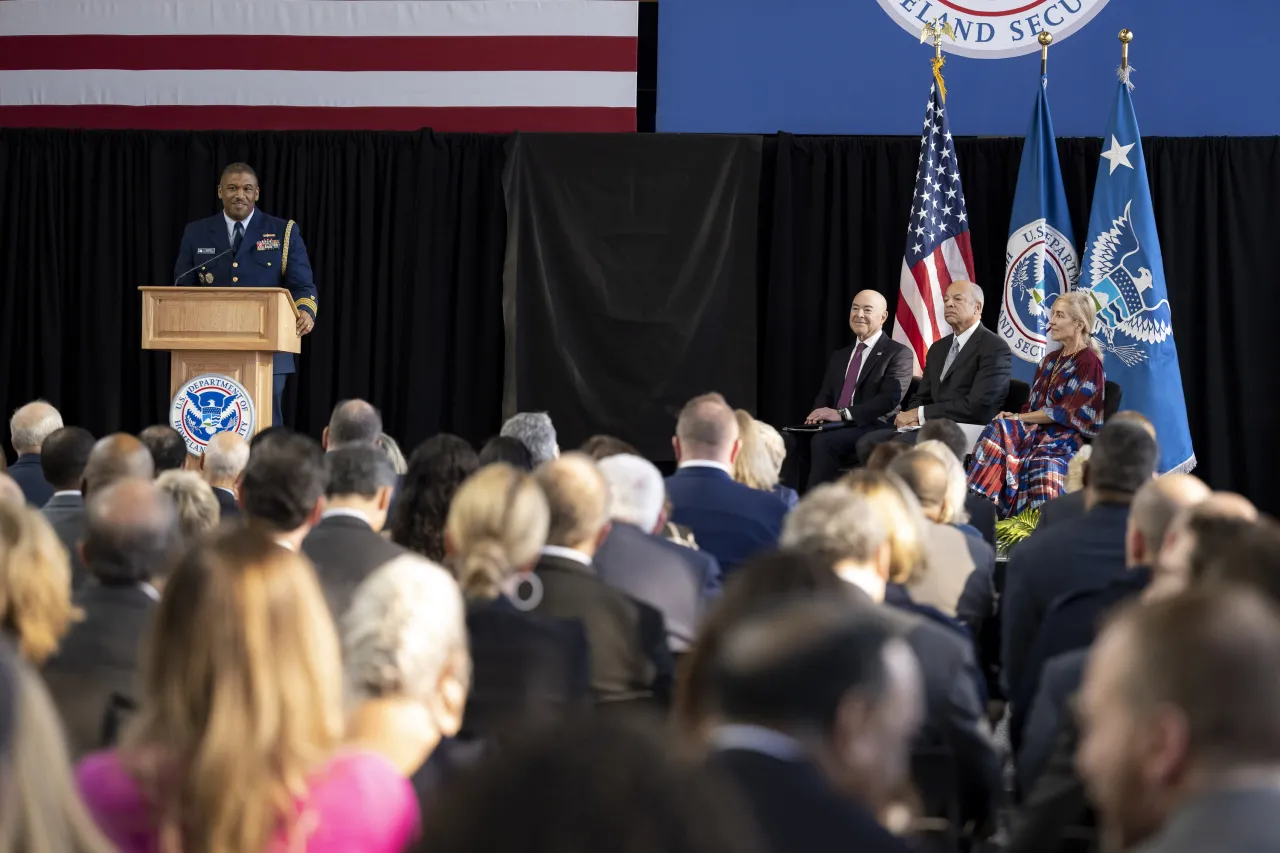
[665,466,788,576]
[592,521,722,653]
[300,514,407,619]
[711,747,912,853]
[1132,787,1280,853]
[9,453,53,507]
[1018,648,1087,798]
[532,554,673,705]
[1007,692,1094,853]
[212,486,241,520]
[964,493,997,549]
[41,581,157,758]
[1001,502,1130,706]
[813,335,914,427]
[173,209,317,374]
[42,491,88,589]
[462,595,589,740]
[910,521,991,617]
[906,324,1012,425]
[1037,489,1088,531]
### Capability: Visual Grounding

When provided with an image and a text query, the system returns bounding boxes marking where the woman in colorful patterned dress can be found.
[968,291,1105,518]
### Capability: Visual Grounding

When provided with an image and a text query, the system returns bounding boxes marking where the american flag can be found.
[891,80,976,376]
[0,0,638,132]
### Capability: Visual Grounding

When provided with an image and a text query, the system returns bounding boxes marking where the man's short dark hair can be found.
[325,446,396,498]
[478,436,534,471]
[83,480,182,583]
[579,435,641,461]
[715,598,896,734]
[328,399,383,449]
[1201,519,1280,605]
[249,425,289,450]
[139,425,187,474]
[221,162,258,183]
[1188,514,1269,584]
[917,419,968,463]
[239,432,326,531]
[1089,420,1159,495]
[40,427,95,491]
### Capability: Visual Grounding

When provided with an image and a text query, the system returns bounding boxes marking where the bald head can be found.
[0,474,22,508]
[943,281,983,334]
[888,450,949,521]
[533,453,610,553]
[201,431,250,485]
[1109,409,1157,438]
[1126,474,1210,568]
[83,477,181,583]
[83,434,155,497]
[9,401,63,455]
[325,398,383,450]
[849,290,889,342]
[674,393,740,465]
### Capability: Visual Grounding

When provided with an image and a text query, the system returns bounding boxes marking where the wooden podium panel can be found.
[170,351,276,432]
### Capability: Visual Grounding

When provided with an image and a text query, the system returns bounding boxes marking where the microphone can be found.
[174,246,236,286]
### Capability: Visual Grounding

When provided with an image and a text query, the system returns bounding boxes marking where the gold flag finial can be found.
[920,19,955,101]
[1118,29,1135,89]
[1038,30,1053,77]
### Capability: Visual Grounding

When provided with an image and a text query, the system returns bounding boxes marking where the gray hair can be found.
[341,554,470,703]
[597,454,666,533]
[915,440,971,525]
[781,484,888,566]
[154,470,220,542]
[9,401,63,454]
[328,399,383,450]
[203,432,250,481]
[500,412,559,466]
[675,393,739,458]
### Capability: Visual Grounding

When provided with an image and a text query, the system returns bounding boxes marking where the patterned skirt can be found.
[967,419,1082,519]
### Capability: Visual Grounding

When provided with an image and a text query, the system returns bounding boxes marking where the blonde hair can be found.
[731,411,781,491]
[121,528,343,853]
[841,470,925,584]
[915,440,971,525]
[533,454,609,549]
[0,656,118,853]
[0,502,79,663]
[155,470,220,541]
[1055,291,1103,357]
[445,464,549,600]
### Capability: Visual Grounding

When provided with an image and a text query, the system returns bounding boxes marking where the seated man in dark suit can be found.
[857,282,1011,462]
[1001,421,1157,735]
[917,418,996,549]
[82,434,155,498]
[138,425,187,475]
[238,430,326,551]
[41,478,182,758]
[301,445,405,620]
[709,597,921,853]
[7,400,63,507]
[797,290,914,488]
[321,398,383,451]
[39,426,96,589]
[594,453,722,653]
[532,454,673,706]
[198,431,248,520]
[666,393,788,575]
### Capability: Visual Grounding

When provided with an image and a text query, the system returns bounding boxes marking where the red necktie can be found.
[837,342,867,408]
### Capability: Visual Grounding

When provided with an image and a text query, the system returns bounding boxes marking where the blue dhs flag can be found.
[1079,81,1195,474]
[999,77,1080,383]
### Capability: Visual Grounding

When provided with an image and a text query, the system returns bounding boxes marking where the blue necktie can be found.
[232,221,244,254]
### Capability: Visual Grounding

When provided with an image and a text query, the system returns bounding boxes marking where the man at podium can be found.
[173,162,318,426]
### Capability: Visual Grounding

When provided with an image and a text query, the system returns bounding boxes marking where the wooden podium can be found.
[140,287,300,434]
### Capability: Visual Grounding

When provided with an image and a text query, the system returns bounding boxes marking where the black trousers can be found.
[272,373,287,427]
[807,423,882,488]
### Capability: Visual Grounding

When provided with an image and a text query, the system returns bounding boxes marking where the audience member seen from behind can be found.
[155,470,220,542]
[75,527,419,853]
[732,410,798,510]
[42,479,182,758]
[415,717,765,853]
[532,454,673,707]
[1146,493,1258,601]
[918,418,998,548]
[138,425,187,475]
[199,431,249,521]
[302,446,405,620]
[82,434,154,498]
[0,474,23,508]
[865,441,910,473]
[710,598,922,853]
[238,430,327,550]
[578,434,640,461]
[666,393,788,575]
[500,412,559,466]
[391,434,479,562]
[342,555,471,809]
[0,641,118,853]
[443,463,588,739]
[7,400,63,507]
[477,435,534,471]
[40,426,96,588]
[1199,516,1280,604]
[1077,589,1280,853]
[0,501,78,665]
[322,399,383,451]
[380,432,408,476]
[1036,410,1156,531]
[595,454,723,653]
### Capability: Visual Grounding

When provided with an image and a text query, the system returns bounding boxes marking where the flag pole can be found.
[919,18,955,101]
[1038,31,1052,77]
[1118,28,1134,88]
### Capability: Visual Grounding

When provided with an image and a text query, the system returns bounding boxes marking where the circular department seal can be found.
[875,0,1111,58]
[998,220,1080,364]
[170,374,256,456]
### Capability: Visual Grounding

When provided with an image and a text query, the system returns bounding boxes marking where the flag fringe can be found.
[1165,454,1197,475]
[932,56,947,102]
[1116,63,1136,91]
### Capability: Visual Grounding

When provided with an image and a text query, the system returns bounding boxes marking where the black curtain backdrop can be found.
[504,133,761,461]
[0,129,506,451]
[759,134,1280,512]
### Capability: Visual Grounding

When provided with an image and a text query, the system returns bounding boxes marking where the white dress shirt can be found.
[224,208,254,245]
[919,321,980,424]
[321,507,372,526]
[676,459,734,476]
[51,489,82,498]
[539,545,593,566]
[709,724,806,761]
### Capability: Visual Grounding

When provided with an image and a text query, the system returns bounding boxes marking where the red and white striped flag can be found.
[891,78,976,376]
[0,0,638,132]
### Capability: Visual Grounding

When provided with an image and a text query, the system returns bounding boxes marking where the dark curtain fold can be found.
[759,133,1280,511]
[0,128,506,452]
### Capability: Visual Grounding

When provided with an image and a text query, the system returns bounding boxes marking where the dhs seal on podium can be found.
[999,220,1080,365]
[170,374,256,456]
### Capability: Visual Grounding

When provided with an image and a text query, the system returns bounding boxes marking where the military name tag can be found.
[196,247,215,255]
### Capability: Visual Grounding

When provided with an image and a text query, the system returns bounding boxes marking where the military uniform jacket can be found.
[173,209,318,374]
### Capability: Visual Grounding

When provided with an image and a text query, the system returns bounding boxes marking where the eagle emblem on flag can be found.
[1084,200,1172,366]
